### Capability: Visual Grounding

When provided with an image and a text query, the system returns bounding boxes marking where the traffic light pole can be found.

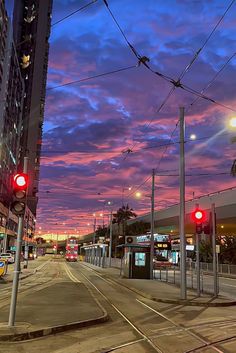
[109,211,113,267]
[8,156,28,327]
[150,169,155,280]
[212,203,218,297]
[179,107,187,300]
[195,203,201,296]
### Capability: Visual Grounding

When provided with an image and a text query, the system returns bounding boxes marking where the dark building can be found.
[0,1,25,207]
[12,0,53,215]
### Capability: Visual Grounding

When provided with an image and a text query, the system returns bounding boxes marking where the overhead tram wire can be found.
[178,0,236,81]
[102,0,236,167]
[51,0,99,26]
[46,65,138,91]
[186,52,236,113]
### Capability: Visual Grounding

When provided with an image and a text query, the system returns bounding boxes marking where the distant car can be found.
[0,253,15,264]
[153,258,172,269]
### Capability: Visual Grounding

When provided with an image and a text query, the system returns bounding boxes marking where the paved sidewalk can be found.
[0,260,108,342]
[82,262,236,307]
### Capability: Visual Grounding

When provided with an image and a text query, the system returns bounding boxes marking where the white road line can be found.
[64,263,81,283]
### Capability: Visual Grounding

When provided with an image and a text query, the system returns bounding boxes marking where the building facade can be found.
[13,0,53,215]
[0,1,25,207]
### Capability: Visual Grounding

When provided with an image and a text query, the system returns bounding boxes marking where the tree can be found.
[95,226,108,242]
[199,240,212,263]
[219,236,236,264]
[112,204,137,257]
[113,204,137,231]
[126,221,150,235]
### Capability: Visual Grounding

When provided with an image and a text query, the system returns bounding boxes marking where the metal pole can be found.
[3,205,10,252]
[150,169,155,280]
[212,203,217,297]
[195,203,200,296]
[109,211,113,267]
[8,156,28,326]
[56,232,58,256]
[93,218,96,244]
[179,107,187,300]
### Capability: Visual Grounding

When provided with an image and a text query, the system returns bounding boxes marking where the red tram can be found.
[65,237,78,262]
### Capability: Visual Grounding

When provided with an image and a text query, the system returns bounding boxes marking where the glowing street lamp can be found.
[229,117,236,128]
[190,134,196,140]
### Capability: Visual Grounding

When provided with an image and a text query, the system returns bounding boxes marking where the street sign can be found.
[216,245,220,253]
[154,242,171,250]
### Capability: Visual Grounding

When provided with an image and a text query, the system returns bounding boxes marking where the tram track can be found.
[69,263,236,353]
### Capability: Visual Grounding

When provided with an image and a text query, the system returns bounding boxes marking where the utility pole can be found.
[179,107,187,300]
[109,210,113,267]
[195,203,201,296]
[8,156,28,327]
[212,203,218,297]
[93,217,96,244]
[150,169,155,279]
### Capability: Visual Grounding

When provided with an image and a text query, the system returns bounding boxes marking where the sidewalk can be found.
[82,262,236,307]
[0,261,108,342]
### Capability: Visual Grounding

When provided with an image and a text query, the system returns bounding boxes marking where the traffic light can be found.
[192,208,206,234]
[11,173,28,215]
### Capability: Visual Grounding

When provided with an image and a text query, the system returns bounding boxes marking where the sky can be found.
[7,0,236,235]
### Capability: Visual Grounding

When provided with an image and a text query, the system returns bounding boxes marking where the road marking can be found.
[223,283,236,288]
[64,263,81,283]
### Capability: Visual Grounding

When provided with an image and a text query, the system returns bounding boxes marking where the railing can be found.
[188,261,236,275]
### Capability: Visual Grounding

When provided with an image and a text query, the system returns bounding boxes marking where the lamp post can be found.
[179,106,187,300]
[135,169,155,280]
[229,117,236,176]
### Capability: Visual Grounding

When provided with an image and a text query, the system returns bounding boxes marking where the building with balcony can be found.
[13,0,53,215]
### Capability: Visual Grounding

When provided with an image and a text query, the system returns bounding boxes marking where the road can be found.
[154,269,236,299]
[1,257,236,352]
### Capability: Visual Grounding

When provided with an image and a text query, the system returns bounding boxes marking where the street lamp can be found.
[229,117,236,176]
[122,186,132,206]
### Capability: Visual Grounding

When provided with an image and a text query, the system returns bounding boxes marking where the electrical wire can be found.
[51,0,98,26]
[46,64,137,91]
[40,131,231,156]
[186,52,236,113]
[102,0,236,169]
[178,0,236,80]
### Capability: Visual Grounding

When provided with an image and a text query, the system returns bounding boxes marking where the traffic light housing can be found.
[11,173,28,215]
[192,208,206,234]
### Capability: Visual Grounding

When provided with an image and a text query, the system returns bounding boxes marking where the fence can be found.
[188,261,236,275]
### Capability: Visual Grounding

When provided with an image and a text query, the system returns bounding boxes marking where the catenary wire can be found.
[46,64,138,91]
[186,52,236,113]
[51,0,98,26]
[178,0,236,80]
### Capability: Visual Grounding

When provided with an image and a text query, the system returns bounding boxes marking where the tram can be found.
[65,237,78,262]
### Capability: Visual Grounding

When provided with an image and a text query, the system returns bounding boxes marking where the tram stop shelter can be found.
[81,243,108,268]
[118,244,151,279]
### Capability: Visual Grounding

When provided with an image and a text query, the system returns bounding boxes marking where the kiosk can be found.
[121,244,150,279]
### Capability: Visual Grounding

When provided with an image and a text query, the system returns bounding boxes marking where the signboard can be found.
[154,242,171,250]
[0,260,6,277]
[216,245,220,253]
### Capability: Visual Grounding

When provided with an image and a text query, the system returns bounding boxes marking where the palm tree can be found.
[113,204,137,232]
[113,204,137,257]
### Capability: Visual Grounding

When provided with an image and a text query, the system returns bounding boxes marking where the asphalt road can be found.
[1,257,236,353]
[154,269,236,299]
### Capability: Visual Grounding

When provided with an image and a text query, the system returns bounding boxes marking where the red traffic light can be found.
[192,209,205,223]
[13,173,28,189]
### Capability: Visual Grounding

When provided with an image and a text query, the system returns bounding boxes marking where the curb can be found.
[0,312,109,342]
[105,276,236,307]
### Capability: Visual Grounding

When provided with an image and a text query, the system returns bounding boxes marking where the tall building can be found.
[13,0,53,215]
[0,1,24,207]
[0,0,25,251]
